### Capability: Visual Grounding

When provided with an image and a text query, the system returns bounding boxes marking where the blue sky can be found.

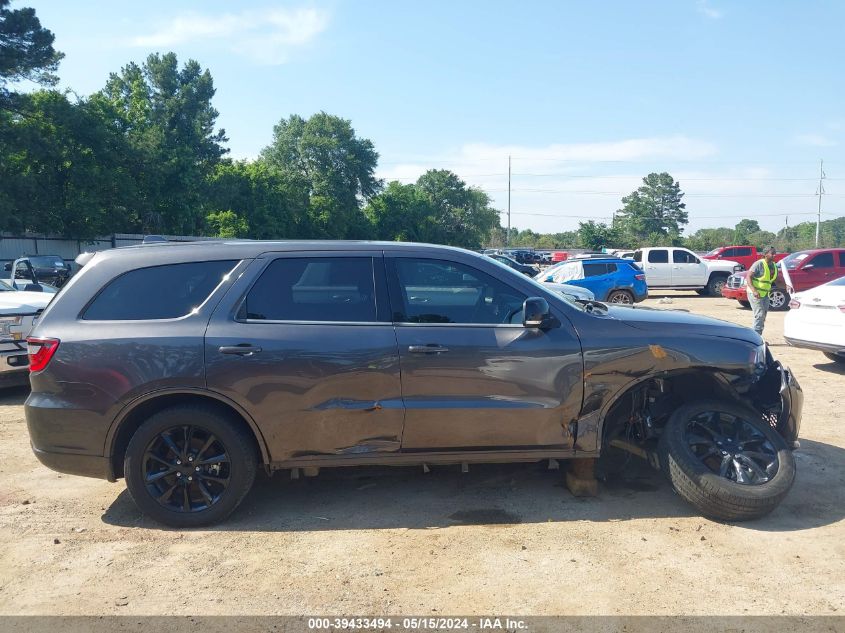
[26,0,845,234]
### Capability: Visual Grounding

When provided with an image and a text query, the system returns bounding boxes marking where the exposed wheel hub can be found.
[142,425,231,513]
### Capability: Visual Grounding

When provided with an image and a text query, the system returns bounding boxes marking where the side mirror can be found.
[2,262,9,271]
[523,297,551,328]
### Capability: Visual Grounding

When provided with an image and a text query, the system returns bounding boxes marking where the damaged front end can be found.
[746,358,803,447]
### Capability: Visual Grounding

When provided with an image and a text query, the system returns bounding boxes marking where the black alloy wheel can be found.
[684,411,779,485]
[142,425,231,513]
[125,403,257,527]
[659,399,795,521]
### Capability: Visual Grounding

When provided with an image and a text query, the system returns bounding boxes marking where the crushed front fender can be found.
[749,360,803,446]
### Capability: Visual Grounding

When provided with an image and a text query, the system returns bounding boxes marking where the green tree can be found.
[261,112,380,238]
[0,90,140,236]
[415,169,500,248]
[578,220,619,250]
[96,52,227,234]
[0,0,63,107]
[614,172,688,242]
[204,159,310,239]
[365,181,434,242]
[734,218,761,244]
[205,210,249,238]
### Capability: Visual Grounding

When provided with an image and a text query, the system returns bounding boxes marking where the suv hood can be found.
[606,304,762,345]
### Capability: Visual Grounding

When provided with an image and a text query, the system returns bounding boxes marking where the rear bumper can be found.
[784,336,845,356]
[31,446,114,480]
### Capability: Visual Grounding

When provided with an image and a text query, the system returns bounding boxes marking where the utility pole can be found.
[815,159,825,247]
[506,155,511,247]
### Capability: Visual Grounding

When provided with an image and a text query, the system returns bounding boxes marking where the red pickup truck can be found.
[702,245,787,271]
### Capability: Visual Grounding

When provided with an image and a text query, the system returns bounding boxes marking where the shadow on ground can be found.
[813,360,845,375]
[102,438,845,533]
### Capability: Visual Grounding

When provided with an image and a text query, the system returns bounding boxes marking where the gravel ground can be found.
[1,291,843,616]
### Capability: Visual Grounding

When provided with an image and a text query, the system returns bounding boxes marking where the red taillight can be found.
[789,299,801,310]
[27,337,60,372]
[635,274,645,281]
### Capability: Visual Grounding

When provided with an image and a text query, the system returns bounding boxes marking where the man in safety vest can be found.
[746,246,778,335]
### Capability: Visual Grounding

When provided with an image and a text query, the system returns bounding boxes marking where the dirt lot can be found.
[1,291,844,616]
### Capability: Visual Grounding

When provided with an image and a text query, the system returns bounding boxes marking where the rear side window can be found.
[243,257,377,322]
[583,263,609,277]
[648,250,669,263]
[839,252,845,267]
[736,247,753,256]
[84,260,238,320]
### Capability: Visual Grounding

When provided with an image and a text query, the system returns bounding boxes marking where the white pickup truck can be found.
[633,247,741,296]
[0,280,53,385]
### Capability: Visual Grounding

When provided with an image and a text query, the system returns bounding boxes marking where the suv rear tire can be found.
[606,289,634,304]
[659,399,794,521]
[124,403,257,527]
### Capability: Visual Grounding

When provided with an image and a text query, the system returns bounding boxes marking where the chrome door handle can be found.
[219,344,262,356]
[408,344,449,354]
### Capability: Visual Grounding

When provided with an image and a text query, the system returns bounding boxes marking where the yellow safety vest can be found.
[750,259,777,297]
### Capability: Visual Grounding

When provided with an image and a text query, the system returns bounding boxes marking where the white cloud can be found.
[131,7,330,64]
[377,140,823,234]
[696,0,724,19]
[794,133,837,147]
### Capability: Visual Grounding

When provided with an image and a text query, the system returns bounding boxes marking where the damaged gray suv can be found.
[25,241,802,527]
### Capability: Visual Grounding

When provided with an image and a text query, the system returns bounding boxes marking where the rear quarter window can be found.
[83,260,238,320]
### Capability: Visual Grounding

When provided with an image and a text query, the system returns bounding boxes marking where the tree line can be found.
[0,2,498,248]
[1,1,841,254]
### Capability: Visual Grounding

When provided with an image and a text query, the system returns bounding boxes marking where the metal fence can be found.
[0,233,215,264]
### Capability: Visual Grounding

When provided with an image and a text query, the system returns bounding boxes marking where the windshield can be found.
[781,251,810,270]
[29,256,65,268]
[704,248,721,256]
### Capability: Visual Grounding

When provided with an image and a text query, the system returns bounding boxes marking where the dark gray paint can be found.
[24,239,801,480]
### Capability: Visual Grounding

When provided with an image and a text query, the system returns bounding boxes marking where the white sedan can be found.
[784,276,845,364]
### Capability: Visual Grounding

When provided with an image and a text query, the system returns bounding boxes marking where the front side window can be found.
[839,252,845,267]
[648,250,669,263]
[722,248,736,257]
[807,252,834,269]
[243,257,377,322]
[673,250,699,264]
[84,260,238,320]
[393,258,527,325]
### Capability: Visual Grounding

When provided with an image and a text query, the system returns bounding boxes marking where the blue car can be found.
[535,257,648,304]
